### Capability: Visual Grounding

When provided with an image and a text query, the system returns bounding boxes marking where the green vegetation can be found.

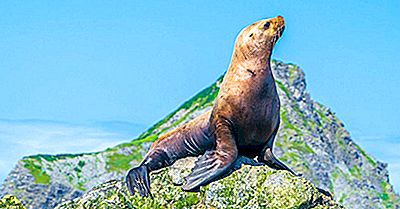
[106,150,143,172]
[25,152,98,163]
[348,165,361,178]
[291,140,314,154]
[280,151,301,162]
[276,80,290,98]
[352,143,377,167]
[21,159,50,185]
[280,110,302,135]
[78,160,85,167]
[292,104,311,128]
[288,65,299,83]
[379,181,397,208]
[338,194,347,204]
[131,135,158,146]
[315,107,330,124]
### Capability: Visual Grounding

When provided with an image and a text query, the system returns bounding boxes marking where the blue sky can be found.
[0,1,399,191]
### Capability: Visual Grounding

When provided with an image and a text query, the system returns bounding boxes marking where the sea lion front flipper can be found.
[126,166,152,198]
[182,118,238,191]
[126,110,213,197]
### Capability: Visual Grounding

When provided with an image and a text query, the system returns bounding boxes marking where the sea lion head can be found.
[234,16,285,59]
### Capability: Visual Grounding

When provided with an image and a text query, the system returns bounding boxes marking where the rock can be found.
[55,158,343,209]
[0,194,26,209]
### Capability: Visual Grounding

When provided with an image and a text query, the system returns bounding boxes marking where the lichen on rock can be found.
[0,195,26,209]
[55,158,343,209]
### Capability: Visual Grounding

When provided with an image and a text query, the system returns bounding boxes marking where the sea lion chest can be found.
[214,71,280,146]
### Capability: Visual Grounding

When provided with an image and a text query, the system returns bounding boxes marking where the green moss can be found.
[292,140,314,154]
[329,179,334,194]
[331,168,339,181]
[276,80,290,98]
[22,159,50,185]
[315,107,330,123]
[111,135,158,152]
[378,181,398,208]
[291,104,311,128]
[73,166,81,173]
[353,143,377,167]
[131,135,158,145]
[338,194,347,204]
[78,160,85,167]
[337,135,346,149]
[288,65,299,83]
[173,193,199,209]
[334,167,352,182]
[379,193,389,201]
[280,151,301,162]
[348,165,361,178]
[280,110,302,135]
[106,149,143,172]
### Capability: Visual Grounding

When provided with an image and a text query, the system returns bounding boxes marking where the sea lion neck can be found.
[231,43,272,74]
[225,42,274,83]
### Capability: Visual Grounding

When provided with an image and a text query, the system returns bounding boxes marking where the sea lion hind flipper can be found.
[259,125,299,176]
[126,166,152,198]
[262,147,299,176]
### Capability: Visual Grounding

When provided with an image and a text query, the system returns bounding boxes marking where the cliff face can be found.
[1,60,398,209]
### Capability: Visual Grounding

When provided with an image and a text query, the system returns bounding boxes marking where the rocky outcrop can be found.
[1,60,399,209]
[55,157,343,209]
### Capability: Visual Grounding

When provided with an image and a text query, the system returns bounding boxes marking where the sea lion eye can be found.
[263,22,270,30]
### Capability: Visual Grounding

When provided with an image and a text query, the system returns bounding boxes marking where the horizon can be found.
[1,1,399,193]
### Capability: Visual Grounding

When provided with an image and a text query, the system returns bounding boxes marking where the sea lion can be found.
[126,15,297,197]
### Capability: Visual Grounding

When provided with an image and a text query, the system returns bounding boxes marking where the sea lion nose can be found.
[276,15,285,25]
